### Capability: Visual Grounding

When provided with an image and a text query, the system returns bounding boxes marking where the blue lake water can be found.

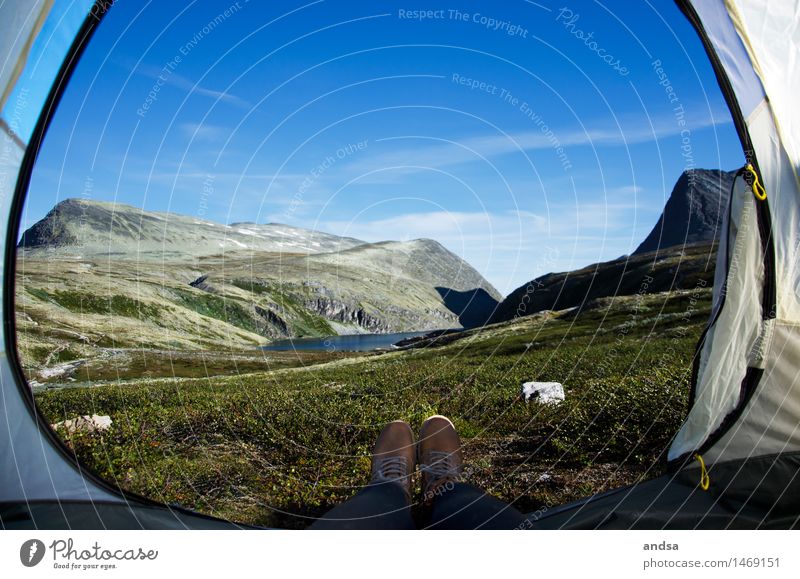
[261,331,433,352]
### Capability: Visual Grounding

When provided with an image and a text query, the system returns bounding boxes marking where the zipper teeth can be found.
[754,197,777,320]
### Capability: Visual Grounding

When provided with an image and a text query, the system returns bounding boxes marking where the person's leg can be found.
[311,420,417,530]
[311,480,415,529]
[417,415,527,530]
[425,482,527,530]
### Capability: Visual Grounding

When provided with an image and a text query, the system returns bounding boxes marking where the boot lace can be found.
[371,455,409,484]
[420,451,461,494]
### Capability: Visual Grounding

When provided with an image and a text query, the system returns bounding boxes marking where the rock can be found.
[52,414,112,434]
[521,381,564,404]
[37,360,84,380]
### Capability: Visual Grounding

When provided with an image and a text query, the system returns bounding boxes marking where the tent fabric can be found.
[668,0,800,467]
[527,452,800,529]
[0,357,120,503]
[1,501,248,530]
[0,0,54,112]
[728,0,800,323]
[711,321,800,460]
[0,0,797,529]
[668,172,765,460]
[727,0,800,170]
[682,0,766,120]
[701,105,800,464]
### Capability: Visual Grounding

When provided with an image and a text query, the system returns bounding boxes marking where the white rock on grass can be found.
[52,414,112,434]
[521,382,565,405]
[38,360,83,379]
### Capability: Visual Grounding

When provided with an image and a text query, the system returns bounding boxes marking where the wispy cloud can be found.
[179,122,230,141]
[342,110,731,183]
[135,63,252,110]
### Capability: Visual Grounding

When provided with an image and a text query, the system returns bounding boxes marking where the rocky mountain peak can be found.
[633,168,735,255]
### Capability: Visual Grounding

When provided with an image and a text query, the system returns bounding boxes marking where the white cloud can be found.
[135,63,251,110]
[179,122,229,141]
[614,185,644,195]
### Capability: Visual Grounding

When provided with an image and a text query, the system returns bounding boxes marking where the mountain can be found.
[16,200,500,369]
[189,237,501,337]
[633,168,734,255]
[489,241,716,322]
[18,198,365,258]
[491,168,733,322]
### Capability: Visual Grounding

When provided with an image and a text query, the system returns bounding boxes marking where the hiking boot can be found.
[369,420,416,502]
[418,415,463,503]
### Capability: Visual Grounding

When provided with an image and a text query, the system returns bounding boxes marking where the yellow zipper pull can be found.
[694,453,710,491]
[745,163,767,200]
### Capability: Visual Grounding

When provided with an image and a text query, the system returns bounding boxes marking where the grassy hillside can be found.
[16,238,503,386]
[17,200,503,375]
[34,287,711,528]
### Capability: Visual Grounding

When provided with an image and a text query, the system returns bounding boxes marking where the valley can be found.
[17,167,733,526]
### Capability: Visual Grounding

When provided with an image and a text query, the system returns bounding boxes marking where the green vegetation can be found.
[28,288,162,320]
[172,288,259,334]
[68,348,358,383]
[230,279,271,295]
[230,279,334,337]
[22,344,57,366]
[48,347,83,364]
[34,289,709,528]
[25,287,52,302]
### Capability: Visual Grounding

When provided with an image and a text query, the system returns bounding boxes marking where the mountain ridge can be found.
[17,165,734,361]
[491,168,733,323]
[16,199,501,361]
[19,198,367,258]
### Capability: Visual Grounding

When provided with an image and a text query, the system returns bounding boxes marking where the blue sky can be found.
[19,0,743,295]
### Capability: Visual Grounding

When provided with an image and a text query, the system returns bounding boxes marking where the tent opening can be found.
[3,0,798,530]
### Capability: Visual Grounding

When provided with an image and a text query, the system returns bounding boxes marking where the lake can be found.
[261,331,433,352]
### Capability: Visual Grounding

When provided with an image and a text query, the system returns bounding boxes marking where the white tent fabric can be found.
[668,0,800,464]
[728,0,800,323]
[0,0,54,111]
[0,0,119,504]
[701,102,800,463]
[729,0,800,172]
[669,171,765,459]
